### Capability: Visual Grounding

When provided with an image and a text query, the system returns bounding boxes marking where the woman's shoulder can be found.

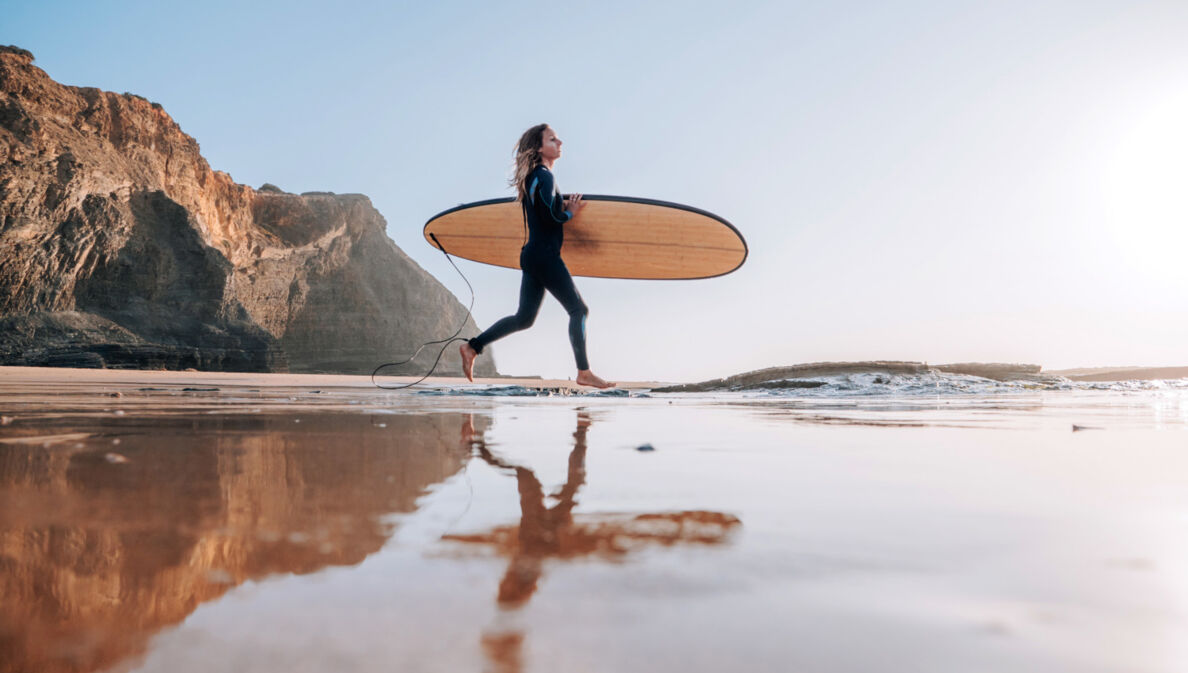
[529,164,554,190]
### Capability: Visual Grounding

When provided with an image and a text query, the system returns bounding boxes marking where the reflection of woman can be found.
[454,412,741,606]
[453,412,741,673]
[471,411,590,606]
[459,124,614,389]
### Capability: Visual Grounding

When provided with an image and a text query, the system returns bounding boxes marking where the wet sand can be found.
[0,365,664,392]
[1,367,1186,672]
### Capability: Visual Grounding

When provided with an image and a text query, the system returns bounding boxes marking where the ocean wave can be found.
[698,372,1188,397]
[652,361,1188,397]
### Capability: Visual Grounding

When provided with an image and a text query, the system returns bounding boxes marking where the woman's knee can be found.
[567,301,588,320]
[514,311,537,329]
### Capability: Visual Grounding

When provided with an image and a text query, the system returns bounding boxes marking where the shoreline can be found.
[3,363,1185,402]
[0,365,668,393]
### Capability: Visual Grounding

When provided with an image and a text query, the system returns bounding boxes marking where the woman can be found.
[460,124,614,389]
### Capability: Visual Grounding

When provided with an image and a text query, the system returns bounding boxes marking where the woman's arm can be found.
[532,170,575,224]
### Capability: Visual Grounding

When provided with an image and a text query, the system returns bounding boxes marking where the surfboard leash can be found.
[370,233,475,390]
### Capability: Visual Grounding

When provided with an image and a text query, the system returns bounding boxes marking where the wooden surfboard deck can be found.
[423,195,746,280]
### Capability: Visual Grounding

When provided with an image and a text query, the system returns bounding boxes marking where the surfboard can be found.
[423,195,746,280]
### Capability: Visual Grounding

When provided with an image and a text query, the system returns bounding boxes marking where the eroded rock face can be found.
[0,46,495,375]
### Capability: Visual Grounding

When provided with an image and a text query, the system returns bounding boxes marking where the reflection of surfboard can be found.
[423,195,746,280]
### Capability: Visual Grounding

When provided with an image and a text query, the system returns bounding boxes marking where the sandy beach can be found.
[0,365,665,394]
[6,1,1188,670]
[2,365,1187,672]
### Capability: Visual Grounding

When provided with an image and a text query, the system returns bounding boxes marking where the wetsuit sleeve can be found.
[532,170,572,224]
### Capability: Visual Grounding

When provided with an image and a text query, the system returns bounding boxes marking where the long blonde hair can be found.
[510,123,549,202]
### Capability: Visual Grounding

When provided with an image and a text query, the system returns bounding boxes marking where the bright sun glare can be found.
[1104,93,1188,282]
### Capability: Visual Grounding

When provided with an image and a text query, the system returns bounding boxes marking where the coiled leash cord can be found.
[370,233,475,390]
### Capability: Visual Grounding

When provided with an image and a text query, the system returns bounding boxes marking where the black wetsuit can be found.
[468,165,589,370]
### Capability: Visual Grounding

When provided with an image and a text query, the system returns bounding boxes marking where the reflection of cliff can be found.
[0,412,477,673]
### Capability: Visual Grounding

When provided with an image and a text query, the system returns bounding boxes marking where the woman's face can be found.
[539,127,562,161]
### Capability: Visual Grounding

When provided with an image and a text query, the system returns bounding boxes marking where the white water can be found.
[742,372,1188,397]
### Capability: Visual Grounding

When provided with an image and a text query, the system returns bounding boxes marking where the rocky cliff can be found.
[0,46,495,376]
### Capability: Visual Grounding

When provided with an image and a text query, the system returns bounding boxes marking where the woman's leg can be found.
[536,260,613,388]
[536,257,590,371]
[461,271,545,381]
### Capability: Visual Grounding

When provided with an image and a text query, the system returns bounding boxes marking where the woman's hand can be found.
[565,193,585,218]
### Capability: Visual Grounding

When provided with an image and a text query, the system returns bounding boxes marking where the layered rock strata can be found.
[0,46,494,375]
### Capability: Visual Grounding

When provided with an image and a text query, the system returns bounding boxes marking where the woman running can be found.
[459,124,614,389]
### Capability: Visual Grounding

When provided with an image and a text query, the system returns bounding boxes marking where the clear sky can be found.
[5,1,1187,382]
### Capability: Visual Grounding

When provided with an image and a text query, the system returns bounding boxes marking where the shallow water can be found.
[1,386,1186,672]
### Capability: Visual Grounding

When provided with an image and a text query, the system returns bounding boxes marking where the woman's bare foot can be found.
[576,369,615,389]
[460,343,477,382]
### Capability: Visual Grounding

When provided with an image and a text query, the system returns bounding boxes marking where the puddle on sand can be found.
[1,392,1187,672]
[0,412,477,673]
